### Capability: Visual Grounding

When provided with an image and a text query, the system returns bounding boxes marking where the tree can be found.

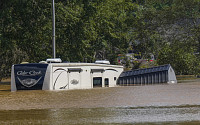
[55,0,137,63]
[0,0,200,81]
[130,0,200,75]
[157,41,199,75]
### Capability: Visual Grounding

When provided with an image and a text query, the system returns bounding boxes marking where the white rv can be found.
[11,59,123,91]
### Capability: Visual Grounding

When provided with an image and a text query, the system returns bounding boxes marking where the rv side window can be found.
[93,77,102,87]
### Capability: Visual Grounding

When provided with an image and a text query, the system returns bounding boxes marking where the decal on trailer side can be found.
[14,64,48,90]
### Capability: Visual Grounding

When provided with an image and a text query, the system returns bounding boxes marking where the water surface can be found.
[1,81,200,124]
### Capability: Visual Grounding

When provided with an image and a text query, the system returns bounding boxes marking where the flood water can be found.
[1,80,200,124]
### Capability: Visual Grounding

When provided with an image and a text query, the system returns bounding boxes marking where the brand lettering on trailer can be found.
[17,71,42,76]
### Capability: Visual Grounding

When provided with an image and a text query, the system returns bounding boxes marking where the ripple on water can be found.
[0,105,200,124]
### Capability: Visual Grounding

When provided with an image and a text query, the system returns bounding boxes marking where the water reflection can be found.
[1,106,200,124]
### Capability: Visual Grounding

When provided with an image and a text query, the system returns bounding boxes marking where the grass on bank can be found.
[176,75,198,80]
[0,78,11,85]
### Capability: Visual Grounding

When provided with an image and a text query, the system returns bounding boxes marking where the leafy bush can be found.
[157,43,200,75]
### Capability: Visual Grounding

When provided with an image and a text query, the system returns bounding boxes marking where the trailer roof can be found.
[119,64,171,77]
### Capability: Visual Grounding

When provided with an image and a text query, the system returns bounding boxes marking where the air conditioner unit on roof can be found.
[95,60,110,64]
[46,58,62,63]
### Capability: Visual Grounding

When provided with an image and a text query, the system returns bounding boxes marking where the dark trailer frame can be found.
[117,64,177,86]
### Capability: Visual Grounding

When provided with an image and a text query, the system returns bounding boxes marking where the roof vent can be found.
[46,58,62,63]
[95,60,110,64]
[39,61,47,64]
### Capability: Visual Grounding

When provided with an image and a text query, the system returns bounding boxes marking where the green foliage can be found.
[157,42,200,75]
[131,0,200,75]
[1,0,52,63]
[0,47,28,81]
[0,0,200,81]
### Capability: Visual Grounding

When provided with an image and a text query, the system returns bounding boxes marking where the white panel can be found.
[104,68,122,87]
[80,68,92,89]
[11,65,16,91]
[68,72,81,89]
[53,67,69,90]
[42,65,51,90]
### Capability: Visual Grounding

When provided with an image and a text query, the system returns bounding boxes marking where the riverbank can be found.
[177,76,200,84]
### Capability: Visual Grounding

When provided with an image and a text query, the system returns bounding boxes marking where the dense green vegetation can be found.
[0,0,200,81]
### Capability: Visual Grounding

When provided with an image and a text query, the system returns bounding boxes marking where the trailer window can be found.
[93,77,102,87]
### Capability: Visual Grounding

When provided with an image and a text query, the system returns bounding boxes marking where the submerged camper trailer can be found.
[11,60,123,91]
[10,2,124,91]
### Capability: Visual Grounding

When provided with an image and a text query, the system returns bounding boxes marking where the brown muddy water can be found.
[1,80,200,124]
